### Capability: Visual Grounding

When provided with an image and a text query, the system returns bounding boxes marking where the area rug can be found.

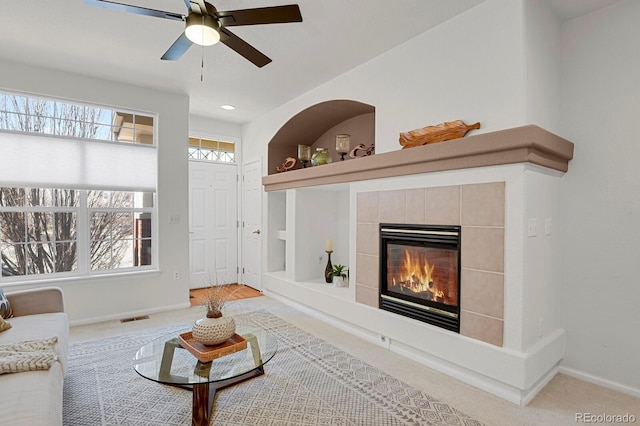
[63,310,483,425]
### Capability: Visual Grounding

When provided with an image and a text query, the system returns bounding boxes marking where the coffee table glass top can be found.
[133,323,278,386]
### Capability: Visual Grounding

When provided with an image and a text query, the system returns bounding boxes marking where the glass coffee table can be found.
[133,323,278,426]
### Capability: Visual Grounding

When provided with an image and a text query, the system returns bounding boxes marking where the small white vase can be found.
[192,315,236,345]
[332,275,348,288]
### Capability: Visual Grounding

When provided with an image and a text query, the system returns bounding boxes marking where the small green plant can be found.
[332,264,347,278]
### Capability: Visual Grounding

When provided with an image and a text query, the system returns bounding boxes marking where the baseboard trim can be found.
[68,302,191,326]
[264,290,379,345]
[390,341,525,405]
[559,366,640,399]
[521,364,559,406]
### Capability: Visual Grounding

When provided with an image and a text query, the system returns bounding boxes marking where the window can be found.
[0,91,155,144]
[0,188,78,276]
[0,91,158,281]
[88,191,153,271]
[0,188,154,279]
[188,137,235,163]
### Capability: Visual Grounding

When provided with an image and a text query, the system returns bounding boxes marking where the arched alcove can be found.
[267,99,375,175]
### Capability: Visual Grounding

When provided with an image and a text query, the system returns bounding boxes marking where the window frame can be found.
[0,89,156,146]
[188,136,236,164]
[0,189,157,282]
[0,89,159,283]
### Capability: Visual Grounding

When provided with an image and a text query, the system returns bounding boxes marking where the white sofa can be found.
[0,287,69,426]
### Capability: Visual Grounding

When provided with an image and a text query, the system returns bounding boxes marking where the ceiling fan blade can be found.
[187,0,208,15]
[84,0,185,21]
[215,5,302,27]
[161,33,193,61]
[219,28,271,68]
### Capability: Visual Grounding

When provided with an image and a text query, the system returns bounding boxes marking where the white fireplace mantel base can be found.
[263,277,565,405]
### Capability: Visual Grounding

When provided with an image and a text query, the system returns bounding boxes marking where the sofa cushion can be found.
[0,313,69,373]
[0,362,64,426]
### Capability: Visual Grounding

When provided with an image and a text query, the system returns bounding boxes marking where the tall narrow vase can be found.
[324,251,333,283]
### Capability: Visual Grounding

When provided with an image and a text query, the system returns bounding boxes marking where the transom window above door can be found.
[188,137,235,163]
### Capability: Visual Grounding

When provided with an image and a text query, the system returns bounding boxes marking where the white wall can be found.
[294,189,336,281]
[189,114,242,141]
[291,187,349,281]
[560,0,640,394]
[524,0,562,134]
[521,168,563,349]
[0,59,191,324]
[243,0,530,163]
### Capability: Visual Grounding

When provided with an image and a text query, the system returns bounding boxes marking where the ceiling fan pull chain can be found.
[200,16,205,82]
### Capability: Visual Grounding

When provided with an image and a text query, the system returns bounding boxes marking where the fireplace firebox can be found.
[379,224,461,332]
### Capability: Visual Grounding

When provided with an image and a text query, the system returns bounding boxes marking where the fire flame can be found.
[395,249,444,299]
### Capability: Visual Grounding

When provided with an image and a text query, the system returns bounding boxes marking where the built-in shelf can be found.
[262,125,574,192]
[264,271,351,298]
[267,99,375,175]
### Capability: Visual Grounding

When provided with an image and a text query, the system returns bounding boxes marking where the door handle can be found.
[252,229,261,235]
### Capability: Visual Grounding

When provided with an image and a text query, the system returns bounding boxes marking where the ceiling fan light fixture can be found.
[185,13,220,46]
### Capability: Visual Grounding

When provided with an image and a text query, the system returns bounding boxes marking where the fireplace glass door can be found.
[380,224,461,332]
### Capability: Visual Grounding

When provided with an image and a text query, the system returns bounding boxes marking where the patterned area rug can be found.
[63,311,483,425]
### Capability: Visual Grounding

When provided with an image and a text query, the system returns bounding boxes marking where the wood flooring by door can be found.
[189,284,262,307]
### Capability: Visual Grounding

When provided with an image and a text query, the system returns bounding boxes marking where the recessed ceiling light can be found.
[220,104,236,110]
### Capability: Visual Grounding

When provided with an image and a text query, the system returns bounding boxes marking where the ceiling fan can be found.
[84,0,303,67]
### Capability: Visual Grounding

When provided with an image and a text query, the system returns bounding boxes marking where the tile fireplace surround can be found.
[263,125,574,405]
[356,182,505,346]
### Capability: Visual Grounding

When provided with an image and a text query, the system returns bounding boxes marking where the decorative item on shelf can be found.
[275,156,297,173]
[311,147,332,166]
[335,134,350,161]
[399,120,480,149]
[324,239,333,283]
[331,264,348,288]
[191,283,237,346]
[297,144,311,168]
[349,143,375,158]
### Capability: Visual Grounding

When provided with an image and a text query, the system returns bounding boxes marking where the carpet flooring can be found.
[63,310,483,426]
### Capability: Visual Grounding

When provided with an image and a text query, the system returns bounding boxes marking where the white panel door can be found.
[189,161,238,289]
[241,159,262,290]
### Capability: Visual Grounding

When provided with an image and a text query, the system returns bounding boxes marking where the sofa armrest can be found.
[6,287,65,317]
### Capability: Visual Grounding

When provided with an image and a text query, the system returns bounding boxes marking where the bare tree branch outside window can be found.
[0,190,138,277]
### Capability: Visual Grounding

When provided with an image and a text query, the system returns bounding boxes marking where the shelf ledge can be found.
[262,125,574,192]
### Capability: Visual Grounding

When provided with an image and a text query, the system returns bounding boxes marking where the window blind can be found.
[0,132,157,192]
